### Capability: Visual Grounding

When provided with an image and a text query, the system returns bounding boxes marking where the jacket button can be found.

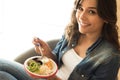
[81,74,84,77]
[72,44,74,47]
[62,51,64,53]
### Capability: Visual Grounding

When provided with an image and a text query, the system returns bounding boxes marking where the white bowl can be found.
[24,56,58,79]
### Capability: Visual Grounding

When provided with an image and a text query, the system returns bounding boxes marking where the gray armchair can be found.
[14,39,59,64]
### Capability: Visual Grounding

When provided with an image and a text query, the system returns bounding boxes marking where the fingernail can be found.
[35,43,39,46]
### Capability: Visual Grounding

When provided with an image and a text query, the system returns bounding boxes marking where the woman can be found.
[0,0,120,80]
[33,0,120,80]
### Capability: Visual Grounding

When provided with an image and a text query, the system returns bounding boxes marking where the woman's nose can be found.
[79,11,86,20]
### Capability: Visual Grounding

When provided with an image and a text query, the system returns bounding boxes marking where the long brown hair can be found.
[64,0,120,50]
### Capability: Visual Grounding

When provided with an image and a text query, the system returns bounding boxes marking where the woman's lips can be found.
[78,19,90,27]
[80,22,90,27]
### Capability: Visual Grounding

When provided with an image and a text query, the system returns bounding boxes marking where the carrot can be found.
[45,60,53,70]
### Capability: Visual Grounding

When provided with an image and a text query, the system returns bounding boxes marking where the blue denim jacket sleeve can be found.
[89,55,119,80]
[52,35,68,67]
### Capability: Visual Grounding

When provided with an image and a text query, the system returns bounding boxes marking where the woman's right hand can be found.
[32,37,52,56]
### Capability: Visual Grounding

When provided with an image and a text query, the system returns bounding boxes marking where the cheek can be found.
[94,19,104,28]
[91,21,104,32]
[76,13,79,21]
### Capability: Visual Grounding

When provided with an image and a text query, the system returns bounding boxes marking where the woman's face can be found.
[76,0,105,36]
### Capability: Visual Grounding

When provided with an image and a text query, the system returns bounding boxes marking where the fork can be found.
[36,43,44,58]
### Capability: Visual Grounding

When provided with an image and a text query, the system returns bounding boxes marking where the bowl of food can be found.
[24,56,58,79]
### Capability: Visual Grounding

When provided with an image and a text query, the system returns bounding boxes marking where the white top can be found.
[56,48,83,80]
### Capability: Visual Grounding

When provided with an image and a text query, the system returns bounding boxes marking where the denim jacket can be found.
[52,36,120,80]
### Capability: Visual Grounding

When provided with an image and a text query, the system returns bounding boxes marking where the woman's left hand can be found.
[47,75,61,80]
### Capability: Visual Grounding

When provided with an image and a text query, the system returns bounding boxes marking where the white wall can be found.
[0,0,74,60]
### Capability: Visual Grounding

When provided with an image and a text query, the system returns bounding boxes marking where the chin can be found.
[79,29,87,34]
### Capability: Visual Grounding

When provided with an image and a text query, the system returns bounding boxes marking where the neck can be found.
[78,34,100,45]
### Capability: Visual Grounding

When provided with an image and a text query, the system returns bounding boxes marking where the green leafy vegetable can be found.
[27,60,41,72]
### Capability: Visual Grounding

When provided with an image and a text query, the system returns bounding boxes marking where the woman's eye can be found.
[78,6,83,11]
[76,5,83,11]
[89,10,96,14]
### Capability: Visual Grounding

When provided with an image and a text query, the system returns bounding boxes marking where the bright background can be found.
[0,0,74,60]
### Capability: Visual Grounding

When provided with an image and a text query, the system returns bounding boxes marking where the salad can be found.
[27,57,54,75]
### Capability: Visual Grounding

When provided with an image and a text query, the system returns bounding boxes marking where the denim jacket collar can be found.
[71,37,103,55]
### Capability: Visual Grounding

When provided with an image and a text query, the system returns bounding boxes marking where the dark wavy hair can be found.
[65,0,120,49]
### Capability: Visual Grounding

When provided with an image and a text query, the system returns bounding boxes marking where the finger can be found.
[32,38,40,45]
[33,36,39,40]
[33,37,39,42]
[32,37,46,47]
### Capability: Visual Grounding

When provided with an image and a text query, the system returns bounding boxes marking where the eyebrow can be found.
[80,4,97,10]
[88,7,97,9]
